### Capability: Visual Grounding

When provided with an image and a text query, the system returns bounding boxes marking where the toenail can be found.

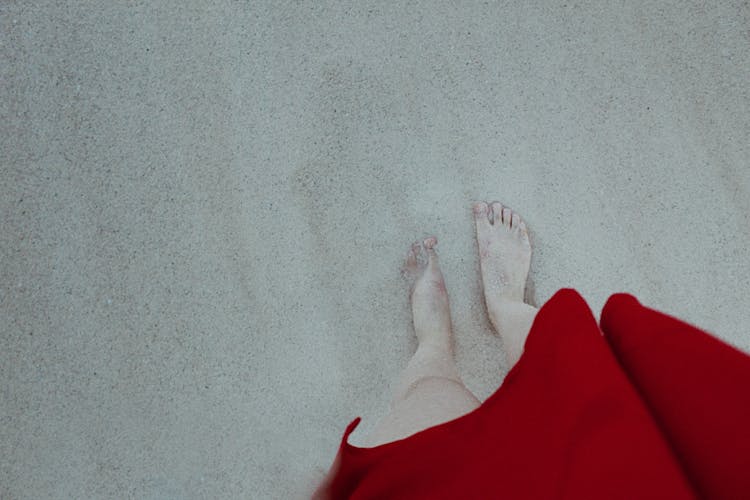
[473,203,486,214]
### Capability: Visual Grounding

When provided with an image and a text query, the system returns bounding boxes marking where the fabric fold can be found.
[316,289,746,499]
[601,293,750,499]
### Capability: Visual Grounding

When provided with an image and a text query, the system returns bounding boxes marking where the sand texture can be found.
[2,1,749,498]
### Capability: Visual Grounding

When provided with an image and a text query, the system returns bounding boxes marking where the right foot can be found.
[401,237,453,351]
[473,201,532,324]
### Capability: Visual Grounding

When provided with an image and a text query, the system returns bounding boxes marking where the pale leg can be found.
[362,238,480,448]
[473,201,538,368]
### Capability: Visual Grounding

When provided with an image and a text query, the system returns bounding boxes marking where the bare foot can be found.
[473,202,531,304]
[473,202,536,365]
[401,237,453,351]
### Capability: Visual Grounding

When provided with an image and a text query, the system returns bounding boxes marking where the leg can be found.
[473,201,538,368]
[362,238,481,447]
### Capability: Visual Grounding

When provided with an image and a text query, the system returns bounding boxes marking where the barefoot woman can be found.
[314,202,750,499]
[362,201,535,448]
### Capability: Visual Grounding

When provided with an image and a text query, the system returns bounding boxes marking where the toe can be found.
[410,241,422,262]
[472,201,488,216]
[401,243,420,280]
[518,221,531,246]
[473,202,492,231]
[490,202,503,226]
[502,208,512,227]
[511,212,520,230]
[413,241,428,267]
[423,237,439,265]
[406,244,418,268]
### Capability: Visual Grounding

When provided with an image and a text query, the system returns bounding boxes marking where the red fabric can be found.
[601,293,750,499]
[316,289,750,499]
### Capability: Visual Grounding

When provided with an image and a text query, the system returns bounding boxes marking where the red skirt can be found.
[317,289,750,499]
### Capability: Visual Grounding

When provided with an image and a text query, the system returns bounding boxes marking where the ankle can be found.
[485,285,525,305]
[486,300,538,339]
[416,336,453,357]
[487,297,526,321]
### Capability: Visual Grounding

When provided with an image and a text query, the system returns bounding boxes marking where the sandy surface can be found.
[2,1,749,498]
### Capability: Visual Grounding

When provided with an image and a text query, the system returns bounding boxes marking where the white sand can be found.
[2,2,749,498]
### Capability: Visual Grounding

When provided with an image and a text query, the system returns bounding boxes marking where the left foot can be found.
[401,237,453,350]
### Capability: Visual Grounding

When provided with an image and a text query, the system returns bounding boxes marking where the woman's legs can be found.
[362,202,539,447]
[363,237,480,447]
